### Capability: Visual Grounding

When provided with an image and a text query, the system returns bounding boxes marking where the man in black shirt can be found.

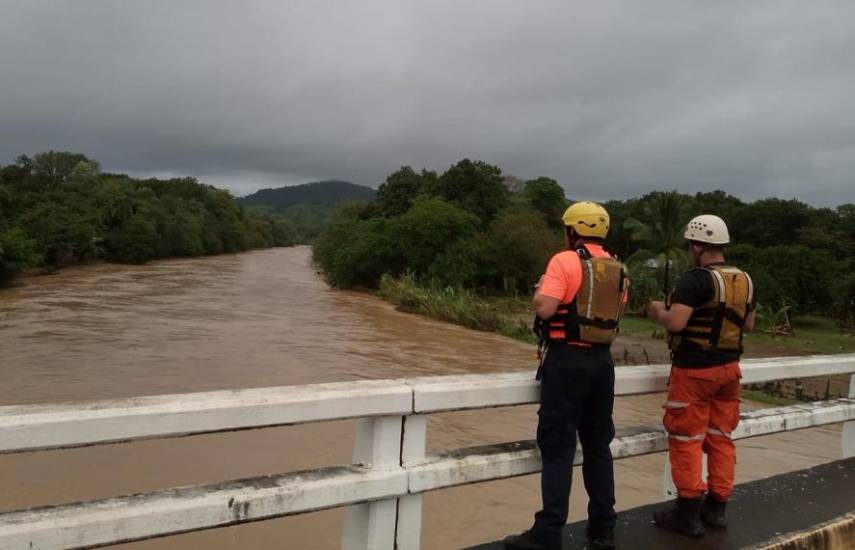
[648,214,756,538]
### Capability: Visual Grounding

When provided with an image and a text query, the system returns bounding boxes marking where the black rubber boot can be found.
[653,497,705,538]
[503,530,547,550]
[701,494,728,529]
[586,523,616,549]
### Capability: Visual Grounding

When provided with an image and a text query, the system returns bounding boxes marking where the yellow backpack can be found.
[534,248,628,346]
[669,265,754,353]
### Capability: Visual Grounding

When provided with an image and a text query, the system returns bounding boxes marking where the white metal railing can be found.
[0,354,853,550]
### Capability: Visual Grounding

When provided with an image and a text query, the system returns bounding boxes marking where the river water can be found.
[0,247,844,549]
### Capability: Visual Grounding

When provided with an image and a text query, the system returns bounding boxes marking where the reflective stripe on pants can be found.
[663,362,741,500]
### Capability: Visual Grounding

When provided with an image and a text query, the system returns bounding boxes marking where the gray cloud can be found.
[2,1,854,204]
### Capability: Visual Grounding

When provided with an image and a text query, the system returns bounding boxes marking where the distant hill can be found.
[239,180,376,244]
[239,180,375,209]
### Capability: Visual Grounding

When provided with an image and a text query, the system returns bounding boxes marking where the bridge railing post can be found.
[342,416,404,550]
[395,414,427,550]
[844,374,854,459]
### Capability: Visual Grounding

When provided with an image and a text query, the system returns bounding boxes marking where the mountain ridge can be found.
[239,180,376,208]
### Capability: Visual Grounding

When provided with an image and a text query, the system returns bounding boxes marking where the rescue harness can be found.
[668,265,754,353]
[533,245,628,349]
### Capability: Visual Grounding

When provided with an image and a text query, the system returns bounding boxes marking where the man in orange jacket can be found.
[648,214,756,537]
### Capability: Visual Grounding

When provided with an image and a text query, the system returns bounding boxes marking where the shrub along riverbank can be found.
[379,273,855,356]
[378,273,535,343]
[378,273,854,405]
[325,157,855,403]
[0,151,296,284]
[313,158,855,327]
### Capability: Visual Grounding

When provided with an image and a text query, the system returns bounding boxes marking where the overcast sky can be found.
[2,1,854,205]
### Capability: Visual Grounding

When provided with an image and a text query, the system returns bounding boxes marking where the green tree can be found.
[393,196,479,275]
[270,216,297,246]
[524,177,566,229]
[430,233,496,289]
[602,198,638,259]
[107,213,160,263]
[31,151,100,186]
[331,200,377,222]
[19,198,100,266]
[0,152,296,284]
[487,209,561,292]
[728,244,835,314]
[832,273,855,327]
[0,227,42,282]
[838,204,855,238]
[0,183,11,221]
[160,198,206,256]
[376,166,435,217]
[422,159,508,225]
[688,190,745,223]
[624,266,660,314]
[312,217,400,288]
[730,198,812,247]
[624,191,690,294]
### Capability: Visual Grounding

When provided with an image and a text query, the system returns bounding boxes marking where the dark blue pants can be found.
[531,344,617,549]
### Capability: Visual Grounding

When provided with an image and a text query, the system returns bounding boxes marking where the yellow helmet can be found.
[562,201,610,238]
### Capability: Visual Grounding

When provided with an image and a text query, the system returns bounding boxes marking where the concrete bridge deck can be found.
[468,457,855,549]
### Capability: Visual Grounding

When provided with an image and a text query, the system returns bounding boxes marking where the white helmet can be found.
[684,214,730,245]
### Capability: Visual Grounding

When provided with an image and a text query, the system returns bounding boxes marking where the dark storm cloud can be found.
[2,1,854,204]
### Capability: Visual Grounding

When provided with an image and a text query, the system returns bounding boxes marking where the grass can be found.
[378,275,855,407]
[746,315,855,355]
[617,315,664,338]
[377,273,537,344]
[739,389,800,407]
[616,313,855,355]
[377,275,852,403]
[379,274,855,356]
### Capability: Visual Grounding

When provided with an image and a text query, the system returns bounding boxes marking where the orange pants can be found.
[663,362,741,500]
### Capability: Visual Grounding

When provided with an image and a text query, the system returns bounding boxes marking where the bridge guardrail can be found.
[0,353,853,549]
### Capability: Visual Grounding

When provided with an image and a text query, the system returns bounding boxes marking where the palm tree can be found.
[624,191,689,294]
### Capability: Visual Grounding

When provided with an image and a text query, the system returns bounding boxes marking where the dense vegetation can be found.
[240,180,376,243]
[0,151,295,283]
[313,159,855,326]
[313,161,564,295]
[604,191,855,324]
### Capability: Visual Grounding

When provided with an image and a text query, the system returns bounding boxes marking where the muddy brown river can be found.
[0,247,844,549]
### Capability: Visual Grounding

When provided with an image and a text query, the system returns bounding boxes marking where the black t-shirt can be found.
[669,267,743,368]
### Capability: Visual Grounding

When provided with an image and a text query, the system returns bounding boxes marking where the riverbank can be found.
[377,274,855,402]
[3,246,298,289]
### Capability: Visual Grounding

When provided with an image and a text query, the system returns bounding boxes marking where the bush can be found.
[378,273,534,341]
[0,227,42,282]
[430,233,498,289]
[313,217,401,288]
[832,273,855,327]
[728,244,836,314]
[107,214,159,263]
[625,265,660,314]
[487,209,562,292]
[393,196,479,275]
